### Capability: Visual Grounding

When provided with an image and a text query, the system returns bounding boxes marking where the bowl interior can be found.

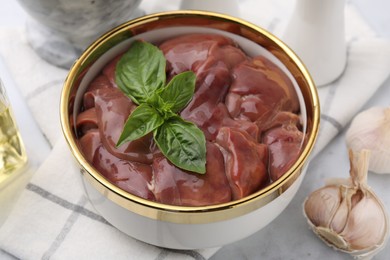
[61,11,320,223]
[73,26,308,146]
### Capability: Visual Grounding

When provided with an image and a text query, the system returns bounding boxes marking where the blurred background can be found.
[0,0,389,38]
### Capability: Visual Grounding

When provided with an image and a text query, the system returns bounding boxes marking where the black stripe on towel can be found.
[320,114,343,132]
[42,197,88,260]
[25,79,64,101]
[26,183,110,226]
[0,248,20,260]
[156,249,206,260]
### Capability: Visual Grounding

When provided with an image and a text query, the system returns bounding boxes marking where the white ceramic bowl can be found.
[60,11,320,249]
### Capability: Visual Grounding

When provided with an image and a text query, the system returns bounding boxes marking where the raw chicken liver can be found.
[75,34,305,206]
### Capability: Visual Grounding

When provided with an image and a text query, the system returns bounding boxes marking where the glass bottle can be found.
[0,78,27,187]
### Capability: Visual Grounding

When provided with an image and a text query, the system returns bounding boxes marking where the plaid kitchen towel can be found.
[0,0,389,259]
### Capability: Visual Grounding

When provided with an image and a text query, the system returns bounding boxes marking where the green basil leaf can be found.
[116,103,164,147]
[154,116,206,174]
[115,40,166,104]
[159,71,196,113]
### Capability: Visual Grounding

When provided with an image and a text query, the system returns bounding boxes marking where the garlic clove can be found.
[303,149,389,259]
[304,185,340,228]
[315,226,349,250]
[340,190,387,251]
[329,185,352,234]
[346,107,390,174]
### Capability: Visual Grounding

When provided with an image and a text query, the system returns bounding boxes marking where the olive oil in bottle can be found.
[0,83,27,186]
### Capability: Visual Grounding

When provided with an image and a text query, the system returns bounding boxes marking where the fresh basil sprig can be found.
[115,40,206,174]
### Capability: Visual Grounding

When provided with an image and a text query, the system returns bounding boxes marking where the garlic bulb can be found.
[304,150,389,259]
[346,107,390,174]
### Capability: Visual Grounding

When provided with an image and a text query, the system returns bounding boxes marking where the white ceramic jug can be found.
[180,0,240,17]
[283,0,347,86]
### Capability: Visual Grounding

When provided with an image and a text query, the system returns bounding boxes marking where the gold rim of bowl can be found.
[60,10,320,224]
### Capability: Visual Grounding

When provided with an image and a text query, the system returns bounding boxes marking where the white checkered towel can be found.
[0,0,389,259]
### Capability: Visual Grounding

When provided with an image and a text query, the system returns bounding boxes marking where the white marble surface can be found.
[0,0,389,259]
